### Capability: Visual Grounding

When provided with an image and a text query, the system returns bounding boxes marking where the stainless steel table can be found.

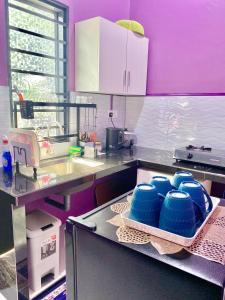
[2,146,225,299]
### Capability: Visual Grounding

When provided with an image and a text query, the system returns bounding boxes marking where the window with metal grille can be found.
[6,0,69,130]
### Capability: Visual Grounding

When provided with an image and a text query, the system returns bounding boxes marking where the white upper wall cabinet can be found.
[126,30,149,95]
[75,17,149,95]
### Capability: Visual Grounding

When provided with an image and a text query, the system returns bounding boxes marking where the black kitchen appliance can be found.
[106,127,124,151]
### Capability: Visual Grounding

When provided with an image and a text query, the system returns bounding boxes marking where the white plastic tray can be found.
[121,197,220,247]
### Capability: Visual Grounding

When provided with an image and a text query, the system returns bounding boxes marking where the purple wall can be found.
[2,0,223,93]
[0,0,130,89]
[58,0,130,90]
[130,0,225,94]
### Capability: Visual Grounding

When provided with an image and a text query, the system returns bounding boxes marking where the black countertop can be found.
[68,192,225,289]
[1,146,225,205]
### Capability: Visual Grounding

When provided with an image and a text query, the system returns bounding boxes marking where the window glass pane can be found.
[58,24,64,41]
[9,7,55,38]
[11,72,60,102]
[9,29,55,57]
[8,0,68,130]
[16,111,57,129]
[59,61,66,77]
[59,78,66,93]
[9,0,56,19]
[59,15,64,22]
[59,43,65,59]
[10,52,56,75]
[16,111,68,136]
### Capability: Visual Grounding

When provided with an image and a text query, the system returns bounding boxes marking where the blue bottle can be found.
[2,136,12,172]
[3,170,13,187]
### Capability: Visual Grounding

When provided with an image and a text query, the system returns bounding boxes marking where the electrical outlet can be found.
[108,110,118,119]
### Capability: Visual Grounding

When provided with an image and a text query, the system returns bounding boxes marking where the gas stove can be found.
[174,145,225,168]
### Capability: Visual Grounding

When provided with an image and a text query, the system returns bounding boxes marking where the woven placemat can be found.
[108,200,183,255]
[186,207,225,264]
[107,197,225,263]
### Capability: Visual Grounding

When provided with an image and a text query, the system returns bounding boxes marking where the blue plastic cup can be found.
[179,181,213,221]
[171,171,194,189]
[150,176,173,196]
[129,184,164,227]
[159,190,204,237]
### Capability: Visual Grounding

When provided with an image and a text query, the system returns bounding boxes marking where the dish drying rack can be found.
[13,100,97,144]
[12,101,97,180]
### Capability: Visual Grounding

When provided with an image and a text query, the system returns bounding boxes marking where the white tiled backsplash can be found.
[125,96,225,151]
[70,92,126,147]
[1,86,225,153]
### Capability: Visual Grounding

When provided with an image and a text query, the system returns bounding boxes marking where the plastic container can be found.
[2,136,12,172]
[95,141,102,154]
[33,278,66,300]
[26,210,61,292]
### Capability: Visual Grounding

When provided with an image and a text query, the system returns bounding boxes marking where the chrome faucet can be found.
[47,121,64,138]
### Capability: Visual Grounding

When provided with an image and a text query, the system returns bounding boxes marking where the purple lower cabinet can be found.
[26,186,95,224]
[25,167,137,223]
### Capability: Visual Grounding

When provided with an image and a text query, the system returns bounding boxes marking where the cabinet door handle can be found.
[123,70,127,91]
[128,71,131,90]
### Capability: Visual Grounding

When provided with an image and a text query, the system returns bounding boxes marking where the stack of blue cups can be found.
[129,171,213,238]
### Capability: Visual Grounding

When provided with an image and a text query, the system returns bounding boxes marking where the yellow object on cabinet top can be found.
[116,20,145,36]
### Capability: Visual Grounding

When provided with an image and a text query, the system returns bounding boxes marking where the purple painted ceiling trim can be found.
[146,93,225,97]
